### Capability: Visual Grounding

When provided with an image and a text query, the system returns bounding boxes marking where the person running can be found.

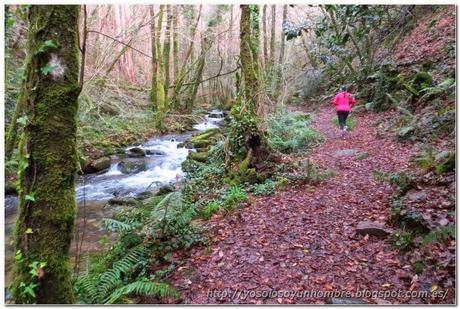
[332,85,356,138]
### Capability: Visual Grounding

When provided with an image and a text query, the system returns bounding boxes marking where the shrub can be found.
[201,200,221,220]
[267,109,322,153]
[389,230,414,251]
[222,185,248,210]
[252,179,278,196]
[74,192,203,304]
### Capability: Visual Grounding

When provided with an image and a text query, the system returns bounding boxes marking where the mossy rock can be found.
[156,184,175,196]
[91,157,111,172]
[181,159,203,173]
[396,126,415,141]
[187,128,222,148]
[436,152,455,174]
[390,199,430,234]
[126,147,146,157]
[413,71,433,90]
[188,151,208,163]
[108,197,139,206]
[118,160,147,174]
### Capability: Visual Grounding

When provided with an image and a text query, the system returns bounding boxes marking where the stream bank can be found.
[4,110,226,286]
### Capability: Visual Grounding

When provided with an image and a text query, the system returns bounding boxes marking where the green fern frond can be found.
[422,224,455,246]
[102,218,137,233]
[105,280,178,304]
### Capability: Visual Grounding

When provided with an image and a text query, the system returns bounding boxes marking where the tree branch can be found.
[173,66,240,88]
[87,29,152,58]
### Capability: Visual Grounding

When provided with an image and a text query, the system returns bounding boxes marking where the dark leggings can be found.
[337,111,349,130]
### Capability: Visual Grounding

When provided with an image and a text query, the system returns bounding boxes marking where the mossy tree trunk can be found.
[240,5,260,114]
[163,5,172,99]
[154,5,166,130]
[149,5,158,107]
[262,5,268,68]
[171,5,201,110]
[185,34,208,113]
[172,6,179,99]
[12,5,80,304]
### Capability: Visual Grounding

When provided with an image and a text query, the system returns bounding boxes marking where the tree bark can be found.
[150,5,158,106]
[275,5,287,99]
[163,5,172,98]
[172,6,179,91]
[155,5,166,129]
[269,5,276,69]
[240,5,260,114]
[12,5,80,304]
[262,5,268,68]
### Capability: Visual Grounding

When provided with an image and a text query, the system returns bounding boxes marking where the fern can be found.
[76,244,151,304]
[420,78,455,101]
[105,280,178,304]
[422,224,455,246]
[102,218,138,233]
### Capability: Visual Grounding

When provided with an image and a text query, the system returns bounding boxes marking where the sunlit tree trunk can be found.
[163,5,172,98]
[275,5,287,100]
[150,5,158,106]
[262,5,268,68]
[12,5,80,304]
[155,5,166,130]
[172,6,179,96]
[269,5,276,69]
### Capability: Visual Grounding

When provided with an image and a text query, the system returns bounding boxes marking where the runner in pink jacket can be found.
[332,86,356,133]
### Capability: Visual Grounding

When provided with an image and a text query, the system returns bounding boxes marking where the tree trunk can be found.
[5,85,25,161]
[269,5,276,69]
[172,6,179,96]
[262,5,268,68]
[12,5,80,304]
[172,5,201,110]
[155,5,166,130]
[163,5,172,98]
[185,34,207,112]
[275,5,287,100]
[240,5,260,114]
[150,5,158,106]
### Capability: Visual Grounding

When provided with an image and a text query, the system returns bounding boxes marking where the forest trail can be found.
[167,106,421,304]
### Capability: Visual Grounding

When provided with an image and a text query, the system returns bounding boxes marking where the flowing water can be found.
[4,110,225,285]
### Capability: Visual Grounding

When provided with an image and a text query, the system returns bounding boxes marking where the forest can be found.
[3,4,456,304]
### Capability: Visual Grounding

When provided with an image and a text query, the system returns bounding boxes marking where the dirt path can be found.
[167,107,442,304]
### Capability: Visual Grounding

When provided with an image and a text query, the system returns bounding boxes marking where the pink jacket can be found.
[332,91,356,112]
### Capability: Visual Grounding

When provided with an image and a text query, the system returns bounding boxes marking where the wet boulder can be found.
[145,149,166,156]
[118,160,147,174]
[90,157,110,173]
[108,197,138,206]
[126,147,146,157]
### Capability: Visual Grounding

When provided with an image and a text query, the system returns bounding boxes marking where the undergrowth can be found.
[267,109,322,153]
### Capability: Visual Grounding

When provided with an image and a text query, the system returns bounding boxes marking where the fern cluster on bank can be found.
[74,191,203,304]
[267,109,322,153]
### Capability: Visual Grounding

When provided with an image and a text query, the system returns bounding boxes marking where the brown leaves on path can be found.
[164,107,454,304]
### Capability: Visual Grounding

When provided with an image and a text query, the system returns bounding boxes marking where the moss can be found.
[11,5,80,304]
[413,71,433,90]
[188,151,208,163]
[436,152,455,174]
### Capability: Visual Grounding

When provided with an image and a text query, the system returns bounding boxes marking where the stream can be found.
[4,110,225,285]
